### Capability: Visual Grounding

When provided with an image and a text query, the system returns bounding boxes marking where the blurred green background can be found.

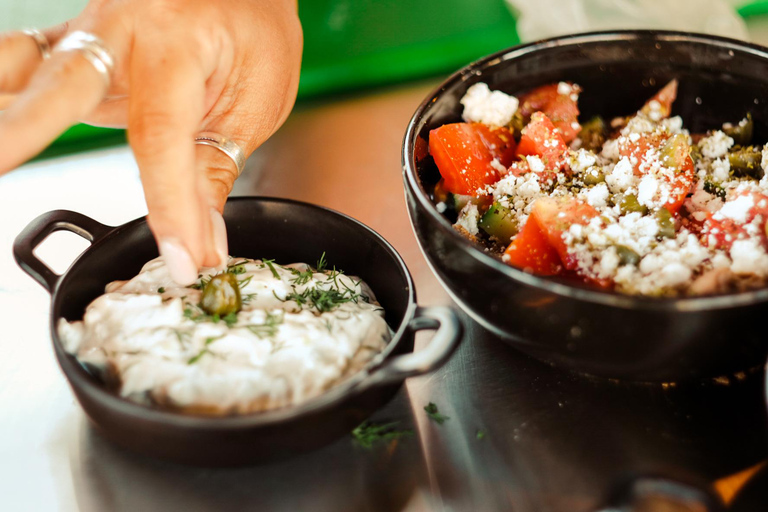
[0,0,520,160]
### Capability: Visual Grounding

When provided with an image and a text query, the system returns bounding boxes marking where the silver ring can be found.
[21,29,51,60]
[53,31,115,87]
[194,132,246,176]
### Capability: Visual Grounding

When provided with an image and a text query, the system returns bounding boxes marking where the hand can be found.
[0,0,303,284]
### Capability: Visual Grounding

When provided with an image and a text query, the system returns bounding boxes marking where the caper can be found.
[578,116,608,151]
[655,207,675,239]
[723,113,753,146]
[617,194,649,215]
[728,145,763,179]
[200,273,242,317]
[582,168,606,186]
[615,245,641,266]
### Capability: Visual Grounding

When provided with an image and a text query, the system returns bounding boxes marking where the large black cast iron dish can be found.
[13,197,462,466]
[403,30,768,382]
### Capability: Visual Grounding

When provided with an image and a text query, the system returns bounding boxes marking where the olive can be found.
[200,273,242,316]
[617,194,649,215]
[655,207,675,239]
[615,245,641,266]
[578,116,607,151]
[728,146,763,179]
[723,113,753,146]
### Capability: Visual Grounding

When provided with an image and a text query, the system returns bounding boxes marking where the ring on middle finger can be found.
[53,31,115,88]
[21,29,51,60]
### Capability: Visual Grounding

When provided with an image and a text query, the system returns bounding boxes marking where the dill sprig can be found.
[263,259,281,280]
[283,286,356,313]
[183,305,238,327]
[289,266,314,286]
[424,402,449,425]
[227,263,247,275]
[316,252,328,272]
[187,336,222,365]
[244,311,284,339]
[351,421,413,449]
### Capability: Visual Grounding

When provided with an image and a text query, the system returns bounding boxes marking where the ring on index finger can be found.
[53,31,115,88]
[21,29,51,60]
[194,132,246,177]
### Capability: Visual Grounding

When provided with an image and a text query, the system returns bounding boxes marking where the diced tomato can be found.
[516,112,569,173]
[530,197,599,270]
[617,133,693,214]
[504,196,598,276]
[703,192,768,249]
[618,132,669,175]
[504,215,562,275]
[429,123,517,196]
[640,79,678,120]
[518,83,582,143]
[659,134,695,214]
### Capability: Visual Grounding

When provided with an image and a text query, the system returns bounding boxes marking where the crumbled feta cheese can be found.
[455,203,480,236]
[526,155,545,173]
[660,116,684,134]
[605,157,635,193]
[490,158,507,174]
[716,194,754,224]
[557,82,572,95]
[601,139,620,161]
[710,158,730,183]
[436,202,447,213]
[731,238,768,276]
[460,83,519,127]
[637,174,659,207]
[586,183,610,209]
[699,130,734,159]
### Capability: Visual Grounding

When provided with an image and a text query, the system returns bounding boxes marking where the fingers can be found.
[0,28,125,173]
[0,24,68,93]
[128,36,213,284]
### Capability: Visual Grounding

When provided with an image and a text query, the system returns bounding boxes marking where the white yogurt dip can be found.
[59,256,391,415]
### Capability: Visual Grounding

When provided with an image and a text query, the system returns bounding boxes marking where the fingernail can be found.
[210,208,229,268]
[158,238,198,285]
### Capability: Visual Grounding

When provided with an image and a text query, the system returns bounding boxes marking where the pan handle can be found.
[13,210,112,293]
[362,306,463,389]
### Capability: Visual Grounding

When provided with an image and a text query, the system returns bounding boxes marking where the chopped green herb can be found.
[351,421,413,449]
[223,311,238,327]
[187,336,222,365]
[227,263,246,275]
[316,252,328,272]
[263,259,281,280]
[241,292,257,305]
[157,287,165,294]
[238,275,253,289]
[244,311,284,338]
[424,402,449,425]
[476,430,486,440]
[289,266,314,286]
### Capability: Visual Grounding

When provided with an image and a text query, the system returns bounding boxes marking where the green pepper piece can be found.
[578,116,607,152]
[728,145,763,179]
[201,273,242,317]
[659,133,689,170]
[479,201,519,244]
[582,168,606,186]
[703,180,726,200]
[616,194,649,215]
[723,113,753,147]
[615,245,641,266]
[655,207,675,239]
[508,110,525,141]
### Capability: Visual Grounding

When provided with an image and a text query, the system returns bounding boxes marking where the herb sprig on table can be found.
[351,421,413,448]
[424,402,450,425]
